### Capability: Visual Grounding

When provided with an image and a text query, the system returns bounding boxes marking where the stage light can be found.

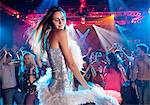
[92,24,121,51]
[16,14,20,19]
[111,14,115,18]
[81,17,85,24]
[148,8,150,14]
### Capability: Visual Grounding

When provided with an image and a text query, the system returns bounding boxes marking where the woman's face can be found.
[52,11,66,29]
[23,54,31,66]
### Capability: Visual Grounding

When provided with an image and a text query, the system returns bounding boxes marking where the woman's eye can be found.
[54,19,59,22]
[53,18,64,22]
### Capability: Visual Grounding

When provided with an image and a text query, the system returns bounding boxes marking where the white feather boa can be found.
[36,68,119,105]
[67,36,84,72]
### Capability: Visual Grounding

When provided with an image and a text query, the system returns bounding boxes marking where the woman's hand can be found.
[84,84,92,90]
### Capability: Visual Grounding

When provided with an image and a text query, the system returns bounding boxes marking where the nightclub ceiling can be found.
[1,0,149,13]
[0,0,149,50]
[1,0,149,26]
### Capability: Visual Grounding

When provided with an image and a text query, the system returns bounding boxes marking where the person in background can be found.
[92,50,106,88]
[104,52,127,92]
[0,49,23,105]
[132,43,150,105]
[93,65,105,88]
[0,49,3,101]
[21,52,39,105]
[104,52,127,104]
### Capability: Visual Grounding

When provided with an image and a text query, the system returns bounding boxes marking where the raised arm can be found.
[118,46,133,62]
[0,49,7,64]
[57,30,90,89]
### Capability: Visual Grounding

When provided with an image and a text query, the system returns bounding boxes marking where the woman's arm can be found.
[118,47,133,62]
[82,61,96,77]
[82,65,91,77]
[91,66,97,77]
[36,54,43,68]
[57,30,90,89]
[118,64,127,81]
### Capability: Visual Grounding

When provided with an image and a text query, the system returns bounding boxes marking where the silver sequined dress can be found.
[36,48,119,105]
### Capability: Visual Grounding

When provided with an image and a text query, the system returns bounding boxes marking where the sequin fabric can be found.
[47,48,70,94]
[36,48,120,105]
[22,68,37,94]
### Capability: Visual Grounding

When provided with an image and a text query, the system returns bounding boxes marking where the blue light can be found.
[37,0,59,13]
[148,8,150,14]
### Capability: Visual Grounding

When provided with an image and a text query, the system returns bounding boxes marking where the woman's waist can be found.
[52,70,68,78]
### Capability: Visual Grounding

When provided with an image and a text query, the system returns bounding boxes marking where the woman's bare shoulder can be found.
[51,29,66,34]
[51,29,67,40]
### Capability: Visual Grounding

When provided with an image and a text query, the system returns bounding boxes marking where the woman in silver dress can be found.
[35,6,119,105]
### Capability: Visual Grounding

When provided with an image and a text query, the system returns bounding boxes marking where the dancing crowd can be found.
[0,6,150,105]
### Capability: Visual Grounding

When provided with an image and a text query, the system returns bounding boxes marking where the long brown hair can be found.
[36,6,66,51]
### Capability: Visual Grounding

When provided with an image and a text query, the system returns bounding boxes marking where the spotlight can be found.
[16,14,20,19]
[148,8,150,14]
[111,14,115,18]
[81,17,85,24]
